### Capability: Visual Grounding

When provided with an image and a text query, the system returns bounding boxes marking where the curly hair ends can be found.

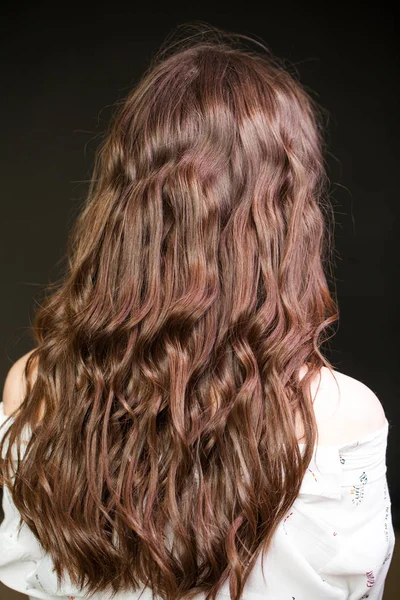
[0,21,338,600]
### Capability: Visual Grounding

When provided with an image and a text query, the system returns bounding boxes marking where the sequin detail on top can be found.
[282,511,294,536]
[350,471,368,506]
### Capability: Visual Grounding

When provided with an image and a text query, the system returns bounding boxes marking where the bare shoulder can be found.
[2,349,39,416]
[305,365,387,446]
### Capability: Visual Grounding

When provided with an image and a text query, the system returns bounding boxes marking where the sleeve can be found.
[0,399,113,599]
[317,424,396,600]
[0,401,81,599]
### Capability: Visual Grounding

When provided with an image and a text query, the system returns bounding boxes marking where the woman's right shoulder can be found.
[309,365,388,447]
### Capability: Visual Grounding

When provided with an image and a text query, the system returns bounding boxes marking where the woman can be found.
[0,22,395,600]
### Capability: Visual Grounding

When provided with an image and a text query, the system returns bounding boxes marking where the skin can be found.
[2,352,387,447]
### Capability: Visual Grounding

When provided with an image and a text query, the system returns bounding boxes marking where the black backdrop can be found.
[1,3,398,526]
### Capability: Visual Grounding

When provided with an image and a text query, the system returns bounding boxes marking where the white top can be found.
[0,400,395,600]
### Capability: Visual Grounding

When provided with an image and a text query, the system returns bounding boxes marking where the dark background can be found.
[1,0,398,534]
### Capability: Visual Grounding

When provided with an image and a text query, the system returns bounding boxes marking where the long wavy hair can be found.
[0,22,339,600]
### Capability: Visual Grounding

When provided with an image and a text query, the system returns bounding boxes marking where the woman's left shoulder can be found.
[2,349,38,416]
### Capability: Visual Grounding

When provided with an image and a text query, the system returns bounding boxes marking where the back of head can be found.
[0,22,338,600]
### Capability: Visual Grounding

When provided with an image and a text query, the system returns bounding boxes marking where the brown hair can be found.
[0,22,338,600]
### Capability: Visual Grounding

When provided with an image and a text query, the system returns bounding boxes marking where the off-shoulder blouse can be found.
[0,401,395,600]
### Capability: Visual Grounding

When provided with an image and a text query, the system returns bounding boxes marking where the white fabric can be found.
[0,400,395,600]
